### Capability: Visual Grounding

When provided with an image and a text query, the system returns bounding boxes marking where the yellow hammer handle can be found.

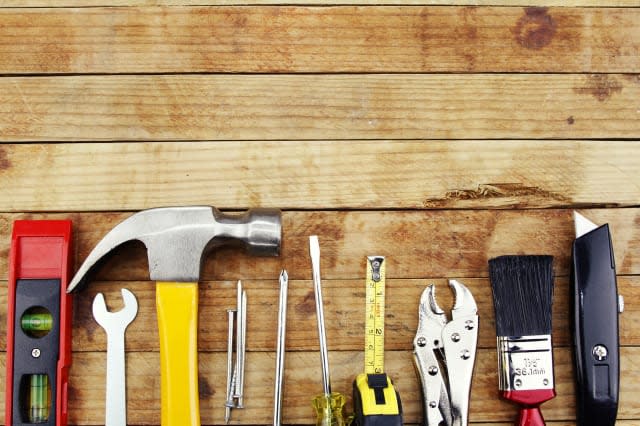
[156,281,201,426]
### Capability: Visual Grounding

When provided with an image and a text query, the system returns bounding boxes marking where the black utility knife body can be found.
[571,212,624,426]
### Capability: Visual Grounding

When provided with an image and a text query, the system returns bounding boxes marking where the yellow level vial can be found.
[364,256,385,375]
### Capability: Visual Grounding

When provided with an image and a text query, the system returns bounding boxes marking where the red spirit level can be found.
[5,220,73,426]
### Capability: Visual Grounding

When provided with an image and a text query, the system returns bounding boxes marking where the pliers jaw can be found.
[413,280,479,426]
[450,280,478,321]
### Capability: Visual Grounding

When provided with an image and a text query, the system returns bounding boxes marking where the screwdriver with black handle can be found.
[309,236,346,426]
[352,256,403,426]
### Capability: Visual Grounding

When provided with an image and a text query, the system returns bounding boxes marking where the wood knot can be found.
[295,289,317,317]
[198,375,215,399]
[574,74,623,102]
[514,7,557,49]
[0,147,11,170]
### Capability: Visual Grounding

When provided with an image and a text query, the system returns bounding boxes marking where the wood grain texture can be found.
[1,348,639,424]
[1,0,639,424]
[0,7,639,74]
[4,1,640,6]
[1,141,639,211]
[1,276,637,352]
[1,209,639,281]
[1,75,639,142]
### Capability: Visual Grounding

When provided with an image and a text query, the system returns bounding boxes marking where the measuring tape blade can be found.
[364,256,385,375]
[354,256,403,425]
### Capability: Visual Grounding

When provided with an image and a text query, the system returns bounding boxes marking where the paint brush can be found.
[489,255,555,426]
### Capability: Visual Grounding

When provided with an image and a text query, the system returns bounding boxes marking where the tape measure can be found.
[365,256,385,375]
[352,256,403,426]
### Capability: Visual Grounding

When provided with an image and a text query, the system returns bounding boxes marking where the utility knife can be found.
[571,212,624,426]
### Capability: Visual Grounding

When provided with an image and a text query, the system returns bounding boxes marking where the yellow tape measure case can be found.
[353,373,403,426]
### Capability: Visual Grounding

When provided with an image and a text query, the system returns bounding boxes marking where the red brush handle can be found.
[503,389,555,426]
[517,407,545,426]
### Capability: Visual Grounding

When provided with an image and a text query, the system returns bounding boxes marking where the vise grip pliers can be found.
[413,280,478,426]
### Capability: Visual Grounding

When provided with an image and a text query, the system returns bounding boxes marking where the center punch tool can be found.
[413,280,478,426]
[571,212,623,425]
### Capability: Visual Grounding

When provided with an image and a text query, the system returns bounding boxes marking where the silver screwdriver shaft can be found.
[309,235,331,396]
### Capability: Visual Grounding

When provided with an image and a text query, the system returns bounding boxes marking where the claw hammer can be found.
[67,206,282,426]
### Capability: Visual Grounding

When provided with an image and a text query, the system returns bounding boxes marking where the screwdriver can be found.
[309,236,346,426]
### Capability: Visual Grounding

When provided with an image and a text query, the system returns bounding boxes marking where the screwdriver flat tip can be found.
[309,236,320,259]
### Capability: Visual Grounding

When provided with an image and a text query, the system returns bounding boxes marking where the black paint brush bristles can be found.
[489,255,554,337]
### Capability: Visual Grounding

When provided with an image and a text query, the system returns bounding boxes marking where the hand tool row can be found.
[4,207,623,426]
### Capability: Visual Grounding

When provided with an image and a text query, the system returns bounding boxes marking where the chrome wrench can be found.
[92,288,138,426]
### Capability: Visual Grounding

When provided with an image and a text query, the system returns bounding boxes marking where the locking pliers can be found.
[413,280,478,426]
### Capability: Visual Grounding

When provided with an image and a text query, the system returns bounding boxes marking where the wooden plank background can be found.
[0,1,639,425]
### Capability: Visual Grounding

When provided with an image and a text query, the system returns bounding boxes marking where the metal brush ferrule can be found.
[497,335,554,391]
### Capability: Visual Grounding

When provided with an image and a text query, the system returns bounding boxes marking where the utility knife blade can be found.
[571,212,623,426]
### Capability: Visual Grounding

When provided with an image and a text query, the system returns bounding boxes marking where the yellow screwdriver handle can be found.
[156,281,201,426]
[313,392,346,426]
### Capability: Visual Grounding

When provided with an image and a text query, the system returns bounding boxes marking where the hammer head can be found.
[68,206,281,292]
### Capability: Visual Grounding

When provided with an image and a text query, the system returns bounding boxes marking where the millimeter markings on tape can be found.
[364,256,385,375]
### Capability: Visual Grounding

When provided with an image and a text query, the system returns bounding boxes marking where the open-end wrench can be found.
[92,288,138,426]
